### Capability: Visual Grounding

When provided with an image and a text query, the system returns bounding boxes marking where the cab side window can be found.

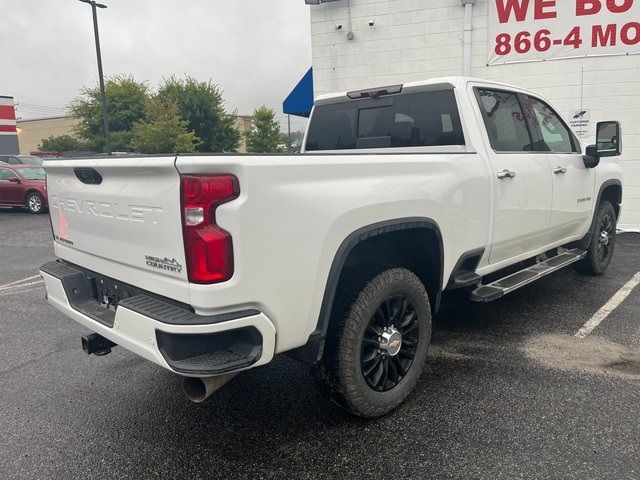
[476,89,531,152]
[7,157,20,165]
[522,96,578,153]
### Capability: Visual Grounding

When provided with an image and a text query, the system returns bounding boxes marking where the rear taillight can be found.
[181,175,239,284]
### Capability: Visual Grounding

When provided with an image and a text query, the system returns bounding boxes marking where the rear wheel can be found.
[576,200,617,275]
[315,267,431,418]
[26,192,44,214]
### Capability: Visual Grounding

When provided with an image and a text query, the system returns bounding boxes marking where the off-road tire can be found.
[315,267,431,418]
[26,192,44,214]
[575,200,617,275]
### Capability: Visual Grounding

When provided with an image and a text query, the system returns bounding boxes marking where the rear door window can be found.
[305,90,465,151]
[476,89,532,152]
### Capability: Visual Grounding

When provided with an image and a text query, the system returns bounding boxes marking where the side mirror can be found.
[8,177,21,184]
[584,121,622,169]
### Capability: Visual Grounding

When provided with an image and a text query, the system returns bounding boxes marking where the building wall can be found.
[235,115,253,153]
[0,96,20,155]
[309,0,640,229]
[17,116,80,154]
[311,0,466,95]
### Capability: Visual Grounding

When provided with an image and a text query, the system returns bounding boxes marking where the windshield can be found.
[17,167,46,180]
[18,156,44,166]
[305,90,465,151]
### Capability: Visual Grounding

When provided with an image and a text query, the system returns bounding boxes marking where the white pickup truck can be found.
[40,77,623,417]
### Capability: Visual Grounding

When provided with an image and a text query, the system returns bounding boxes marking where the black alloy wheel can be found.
[315,267,432,418]
[576,200,617,276]
[596,212,615,263]
[361,295,420,392]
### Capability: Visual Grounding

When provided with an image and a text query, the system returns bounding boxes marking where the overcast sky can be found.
[2,0,312,130]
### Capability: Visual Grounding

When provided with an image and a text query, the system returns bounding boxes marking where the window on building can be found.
[305,90,465,151]
[476,89,532,152]
[522,96,578,153]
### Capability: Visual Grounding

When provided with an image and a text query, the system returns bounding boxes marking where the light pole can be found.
[79,0,111,155]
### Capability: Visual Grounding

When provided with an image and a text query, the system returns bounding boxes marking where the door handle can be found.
[554,166,568,175]
[497,169,516,179]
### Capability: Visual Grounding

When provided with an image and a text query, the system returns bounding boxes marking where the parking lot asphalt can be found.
[1,209,639,480]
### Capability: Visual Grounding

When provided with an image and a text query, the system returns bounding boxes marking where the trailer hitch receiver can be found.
[82,333,117,356]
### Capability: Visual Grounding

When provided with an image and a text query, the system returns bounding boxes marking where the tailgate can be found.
[45,156,189,300]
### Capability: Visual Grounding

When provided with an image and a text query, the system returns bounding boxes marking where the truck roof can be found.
[314,76,541,106]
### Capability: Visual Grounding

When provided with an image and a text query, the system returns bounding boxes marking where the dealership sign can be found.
[488,0,640,65]
[568,109,591,138]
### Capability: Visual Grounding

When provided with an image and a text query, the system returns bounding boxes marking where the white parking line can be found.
[0,286,45,297]
[0,280,44,292]
[576,271,640,339]
[0,274,41,290]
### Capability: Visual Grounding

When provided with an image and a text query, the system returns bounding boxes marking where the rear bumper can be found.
[39,261,276,376]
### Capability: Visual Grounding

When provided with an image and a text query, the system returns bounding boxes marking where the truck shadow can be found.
[96,353,485,477]
[85,287,533,477]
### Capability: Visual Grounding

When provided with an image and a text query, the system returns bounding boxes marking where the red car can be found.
[0,164,48,214]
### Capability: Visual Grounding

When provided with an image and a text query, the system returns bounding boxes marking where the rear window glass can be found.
[305,90,465,151]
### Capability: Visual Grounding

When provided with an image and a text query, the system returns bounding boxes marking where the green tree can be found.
[109,131,135,152]
[70,75,150,152]
[246,106,281,153]
[130,99,200,154]
[38,135,88,152]
[158,76,240,152]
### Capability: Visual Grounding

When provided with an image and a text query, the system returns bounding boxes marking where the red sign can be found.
[0,105,16,121]
[489,0,640,64]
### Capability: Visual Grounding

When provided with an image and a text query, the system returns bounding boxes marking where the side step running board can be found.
[470,249,587,303]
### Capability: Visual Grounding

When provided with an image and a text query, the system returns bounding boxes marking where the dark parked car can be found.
[0,155,45,166]
[0,164,48,214]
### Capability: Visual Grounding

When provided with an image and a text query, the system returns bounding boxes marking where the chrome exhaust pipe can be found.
[183,372,238,403]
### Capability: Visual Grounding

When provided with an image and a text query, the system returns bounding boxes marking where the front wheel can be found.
[315,267,432,418]
[26,192,44,214]
[576,200,617,275]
